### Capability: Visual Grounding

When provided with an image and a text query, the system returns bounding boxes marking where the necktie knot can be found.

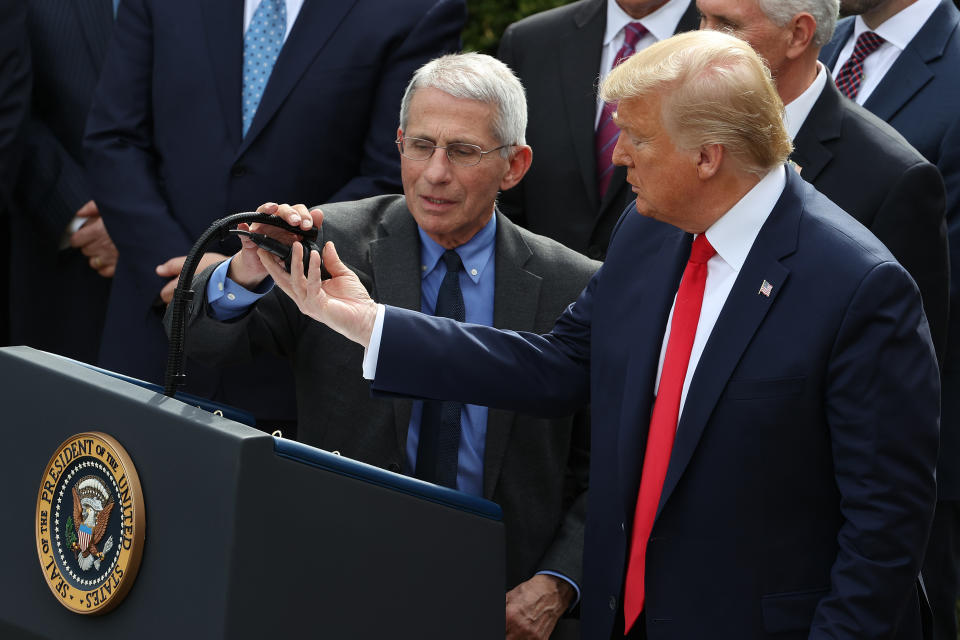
[623,22,648,50]
[852,30,885,61]
[689,235,716,265]
[442,249,463,273]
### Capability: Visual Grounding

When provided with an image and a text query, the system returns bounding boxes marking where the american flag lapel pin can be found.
[758,280,773,297]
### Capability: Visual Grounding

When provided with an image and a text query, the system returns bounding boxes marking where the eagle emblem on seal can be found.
[69,476,115,571]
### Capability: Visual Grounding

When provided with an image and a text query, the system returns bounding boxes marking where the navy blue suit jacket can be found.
[83,0,464,414]
[11,0,113,364]
[822,0,960,500]
[372,169,939,639]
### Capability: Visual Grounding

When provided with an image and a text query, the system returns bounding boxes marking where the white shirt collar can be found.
[704,166,787,273]
[783,62,828,141]
[604,0,692,46]
[851,0,939,52]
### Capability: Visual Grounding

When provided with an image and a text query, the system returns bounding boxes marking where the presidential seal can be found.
[35,432,145,615]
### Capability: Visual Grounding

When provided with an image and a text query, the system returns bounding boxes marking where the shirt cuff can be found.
[535,571,581,611]
[206,256,273,321]
[362,304,386,380]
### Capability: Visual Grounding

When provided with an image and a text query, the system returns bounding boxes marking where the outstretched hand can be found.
[260,237,379,347]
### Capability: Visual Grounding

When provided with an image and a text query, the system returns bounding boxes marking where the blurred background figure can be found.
[497,0,699,260]
[0,0,31,348]
[84,0,466,429]
[11,0,118,365]
[822,2,960,637]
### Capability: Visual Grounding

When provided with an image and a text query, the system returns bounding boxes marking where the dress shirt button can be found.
[609,595,617,611]
[217,282,224,291]
[226,293,236,301]
[470,268,478,276]
[230,164,247,177]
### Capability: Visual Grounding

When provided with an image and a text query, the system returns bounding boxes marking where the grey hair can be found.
[399,52,527,151]
[756,0,839,48]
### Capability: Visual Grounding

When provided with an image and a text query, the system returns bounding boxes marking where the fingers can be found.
[155,255,187,278]
[321,241,351,278]
[159,277,178,304]
[271,203,312,231]
[256,202,279,214]
[75,200,99,218]
[308,206,324,228]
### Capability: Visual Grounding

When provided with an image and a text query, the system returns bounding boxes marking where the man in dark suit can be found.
[179,53,598,640]
[276,32,940,639]
[822,3,960,637]
[84,0,465,424]
[497,0,699,259]
[0,0,30,345]
[11,0,118,364]
[697,0,948,360]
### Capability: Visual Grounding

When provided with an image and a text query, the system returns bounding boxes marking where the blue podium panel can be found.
[0,347,504,639]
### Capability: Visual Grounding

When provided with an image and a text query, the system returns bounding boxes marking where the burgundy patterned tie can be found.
[835,31,886,100]
[595,22,648,199]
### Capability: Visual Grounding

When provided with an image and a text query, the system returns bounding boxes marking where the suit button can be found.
[609,595,617,611]
[231,164,247,177]
[387,462,401,473]
[587,245,604,260]
[621,521,625,532]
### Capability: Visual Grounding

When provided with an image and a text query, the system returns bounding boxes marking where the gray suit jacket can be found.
[183,195,600,590]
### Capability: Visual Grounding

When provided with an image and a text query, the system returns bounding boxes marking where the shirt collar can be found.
[419,211,497,285]
[851,0,939,52]
[604,0,691,47]
[783,62,828,141]
[703,165,786,273]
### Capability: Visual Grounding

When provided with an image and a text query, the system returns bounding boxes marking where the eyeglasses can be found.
[396,136,512,167]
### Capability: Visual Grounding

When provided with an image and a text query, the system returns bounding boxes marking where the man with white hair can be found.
[180,53,598,639]
[262,31,940,638]
[697,0,948,364]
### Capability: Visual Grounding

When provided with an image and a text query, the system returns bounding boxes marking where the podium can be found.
[0,347,505,639]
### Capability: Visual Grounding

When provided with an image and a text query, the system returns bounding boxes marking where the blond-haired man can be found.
[259,31,939,639]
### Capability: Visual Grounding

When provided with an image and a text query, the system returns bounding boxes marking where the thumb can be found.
[156,255,186,277]
[322,241,352,278]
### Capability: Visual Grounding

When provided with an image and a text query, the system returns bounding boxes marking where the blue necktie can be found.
[242,0,286,137]
[416,250,465,489]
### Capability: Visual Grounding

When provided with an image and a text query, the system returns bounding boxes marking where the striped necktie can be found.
[595,22,648,199]
[835,31,885,100]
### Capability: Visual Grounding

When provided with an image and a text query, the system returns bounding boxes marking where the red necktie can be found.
[622,234,716,634]
[595,22,648,199]
[835,31,885,100]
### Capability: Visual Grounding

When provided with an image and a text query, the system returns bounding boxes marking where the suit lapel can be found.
[369,201,422,455]
[238,0,358,154]
[821,19,853,69]
[75,0,114,68]
[617,228,689,519]
[861,1,958,122]
[790,78,842,182]
[656,170,802,518]
[562,0,606,210]
[201,0,244,149]
[482,213,541,499]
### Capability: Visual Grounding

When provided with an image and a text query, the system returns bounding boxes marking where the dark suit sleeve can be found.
[536,408,589,587]
[373,271,597,415]
[83,0,196,289]
[493,24,527,228]
[175,265,303,365]
[811,261,939,638]
[867,159,948,363]
[19,118,93,235]
[327,0,465,203]
[0,0,30,212]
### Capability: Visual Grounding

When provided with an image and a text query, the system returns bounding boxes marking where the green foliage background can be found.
[463,0,575,54]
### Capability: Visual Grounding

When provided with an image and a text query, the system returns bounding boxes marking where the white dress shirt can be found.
[830,0,939,105]
[243,0,305,41]
[654,166,787,419]
[783,62,828,141]
[595,0,692,126]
